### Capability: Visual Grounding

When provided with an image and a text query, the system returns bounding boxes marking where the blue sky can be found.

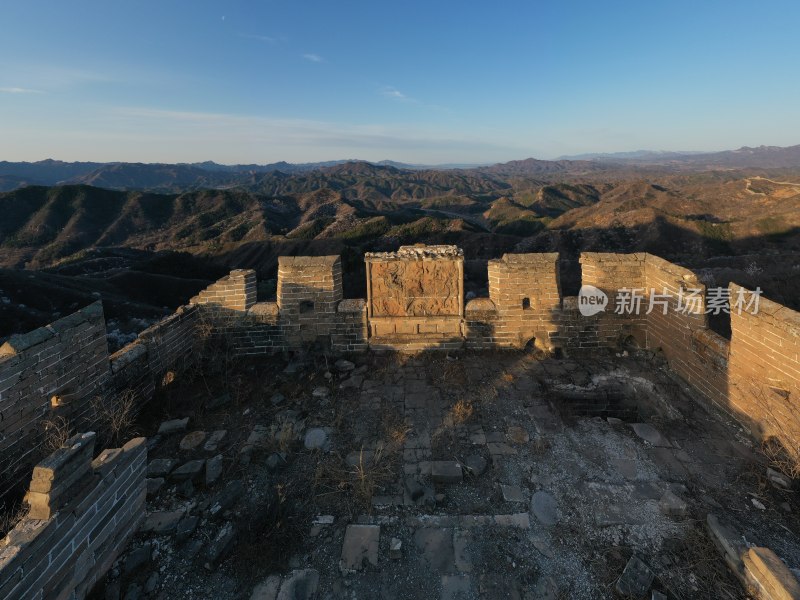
[1,0,799,164]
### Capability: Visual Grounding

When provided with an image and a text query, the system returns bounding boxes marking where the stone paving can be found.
[108,350,800,600]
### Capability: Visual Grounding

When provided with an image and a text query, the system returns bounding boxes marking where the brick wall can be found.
[487,253,561,349]
[109,305,199,405]
[0,302,111,494]
[0,433,146,600]
[331,300,368,353]
[727,284,800,460]
[579,252,648,347]
[190,269,257,311]
[278,256,343,345]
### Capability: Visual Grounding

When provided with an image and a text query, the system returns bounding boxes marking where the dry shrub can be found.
[349,445,394,508]
[41,415,73,453]
[501,371,515,383]
[450,399,474,425]
[91,389,138,448]
[0,501,29,539]
[761,437,800,480]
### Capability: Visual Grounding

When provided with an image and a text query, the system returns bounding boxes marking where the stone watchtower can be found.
[277,255,343,344]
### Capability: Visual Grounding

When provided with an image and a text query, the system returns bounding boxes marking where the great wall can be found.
[1,245,798,599]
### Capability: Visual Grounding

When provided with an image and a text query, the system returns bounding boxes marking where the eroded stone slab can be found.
[631,423,671,448]
[340,525,380,572]
[531,491,559,526]
[431,461,463,484]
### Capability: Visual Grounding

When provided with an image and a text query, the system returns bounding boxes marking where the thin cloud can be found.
[302,53,324,63]
[238,33,280,44]
[0,87,43,94]
[380,86,417,103]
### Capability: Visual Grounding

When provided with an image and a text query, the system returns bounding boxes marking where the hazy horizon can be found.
[2,1,799,164]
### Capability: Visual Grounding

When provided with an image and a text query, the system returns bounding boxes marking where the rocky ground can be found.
[91,348,800,600]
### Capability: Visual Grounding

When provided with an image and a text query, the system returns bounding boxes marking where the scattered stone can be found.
[431,461,463,484]
[270,393,285,406]
[206,454,223,486]
[501,484,525,503]
[141,510,184,534]
[313,515,335,525]
[304,428,330,451]
[607,417,623,425]
[157,418,189,435]
[767,467,792,490]
[312,386,329,399]
[176,480,195,499]
[122,583,141,600]
[169,459,206,482]
[706,514,747,571]
[743,547,800,600]
[531,491,559,526]
[276,569,319,600]
[346,450,374,467]
[147,458,177,478]
[659,490,688,518]
[146,477,164,498]
[487,442,517,457]
[752,498,767,511]
[266,452,286,471]
[175,515,199,542]
[390,537,402,560]
[206,392,231,410]
[143,573,159,595]
[651,591,667,600]
[124,544,151,574]
[203,430,228,453]
[616,555,654,598]
[507,426,530,444]
[250,575,281,600]
[204,522,237,570]
[340,525,380,572]
[435,493,446,504]
[781,502,792,513]
[242,425,270,453]
[631,423,671,447]
[463,455,487,476]
[340,375,364,389]
[208,479,244,519]
[335,359,355,372]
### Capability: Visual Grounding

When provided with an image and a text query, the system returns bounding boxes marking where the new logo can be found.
[578,285,608,316]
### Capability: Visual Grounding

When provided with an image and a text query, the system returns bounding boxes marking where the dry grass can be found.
[450,399,475,425]
[0,501,28,539]
[91,389,138,448]
[40,415,73,453]
[501,371,515,383]
[761,437,800,480]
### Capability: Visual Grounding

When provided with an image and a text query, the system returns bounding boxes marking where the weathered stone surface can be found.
[169,459,206,482]
[463,455,487,476]
[250,575,281,600]
[147,458,177,478]
[124,544,151,574]
[413,528,455,572]
[208,479,244,519]
[175,516,199,542]
[340,524,380,572]
[743,547,800,600]
[204,522,236,570]
[141,510,184,534]
[390,537,402,560]
[631,423,671,447]
[706,514,746,571]
[158,418,189,435]
[146,478,164,498]
[276,569,319,600]
[203,430,228,453]
[312,386,330,399]
[179,431,207,451]
[206,454,223,486]
[431,461,463,484]
[304,428,330,451]
[335,359,355,372]
[441,574,471,599]
[507,426,530,444]
[659,490,688,518]
[531,491,559,526]
[501,484,525,503]
[616,555,654,598]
